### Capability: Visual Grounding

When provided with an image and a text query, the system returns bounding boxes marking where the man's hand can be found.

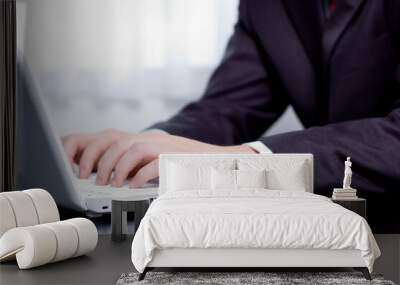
[62,129,255,188]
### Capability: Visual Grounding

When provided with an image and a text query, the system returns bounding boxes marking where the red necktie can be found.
[328,0,336,16]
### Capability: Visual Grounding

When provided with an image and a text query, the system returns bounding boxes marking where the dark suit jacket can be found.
[151,0,400,232]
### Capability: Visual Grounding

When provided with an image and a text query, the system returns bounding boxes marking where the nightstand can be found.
[331,198,367,219]
[111,198,155,242]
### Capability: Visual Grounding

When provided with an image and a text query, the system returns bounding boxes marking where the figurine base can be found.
[333,188,357,192]
[332,188,358,200]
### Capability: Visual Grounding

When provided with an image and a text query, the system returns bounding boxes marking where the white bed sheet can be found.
[131,190,380,273]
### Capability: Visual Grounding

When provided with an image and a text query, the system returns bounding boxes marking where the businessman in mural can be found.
[63,1,400,230]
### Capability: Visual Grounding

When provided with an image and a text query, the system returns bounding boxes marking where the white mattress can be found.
[131,190,380,273]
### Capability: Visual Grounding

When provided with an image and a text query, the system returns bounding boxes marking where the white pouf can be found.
[0,189,98,269]
[0,218,98,269]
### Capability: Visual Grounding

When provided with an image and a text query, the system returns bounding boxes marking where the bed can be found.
[131,154,380,280]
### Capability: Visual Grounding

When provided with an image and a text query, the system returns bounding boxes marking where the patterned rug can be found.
[117,271,396,285]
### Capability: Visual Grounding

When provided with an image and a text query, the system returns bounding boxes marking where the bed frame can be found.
[139,249,371,280]
[138,154,371,281]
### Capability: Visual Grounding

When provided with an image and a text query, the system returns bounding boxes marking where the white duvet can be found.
[131,190,380,273]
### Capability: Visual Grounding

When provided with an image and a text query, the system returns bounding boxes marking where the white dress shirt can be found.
[244,141,273,154]
[148,129,272,154]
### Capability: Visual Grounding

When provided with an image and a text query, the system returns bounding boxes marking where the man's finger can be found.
[62,136,79,166]
[129,159,159,188]
[111,143,156,187]
[95,141,131,185]
[79,138,114,179]
[62,134,91,166]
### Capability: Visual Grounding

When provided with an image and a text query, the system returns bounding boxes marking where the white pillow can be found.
[211,169,236,190]
[267,166,307,191]
[237,169,267,189]
[211,169,268,190]
[238,159,308,191]
[166,163,211,191]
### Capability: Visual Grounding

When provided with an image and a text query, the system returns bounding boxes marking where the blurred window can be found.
[17,0,238,134]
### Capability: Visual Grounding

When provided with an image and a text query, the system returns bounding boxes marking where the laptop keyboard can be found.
[73,173,158,197]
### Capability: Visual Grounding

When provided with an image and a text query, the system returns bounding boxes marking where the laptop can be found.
[16,58,158,213]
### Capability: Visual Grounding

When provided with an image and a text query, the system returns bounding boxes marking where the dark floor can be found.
[0,235,134,285]
[0,211,136,285]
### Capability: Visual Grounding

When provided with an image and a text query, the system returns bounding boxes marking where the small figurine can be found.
[342,157,353,189]
[332,156,357,199]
